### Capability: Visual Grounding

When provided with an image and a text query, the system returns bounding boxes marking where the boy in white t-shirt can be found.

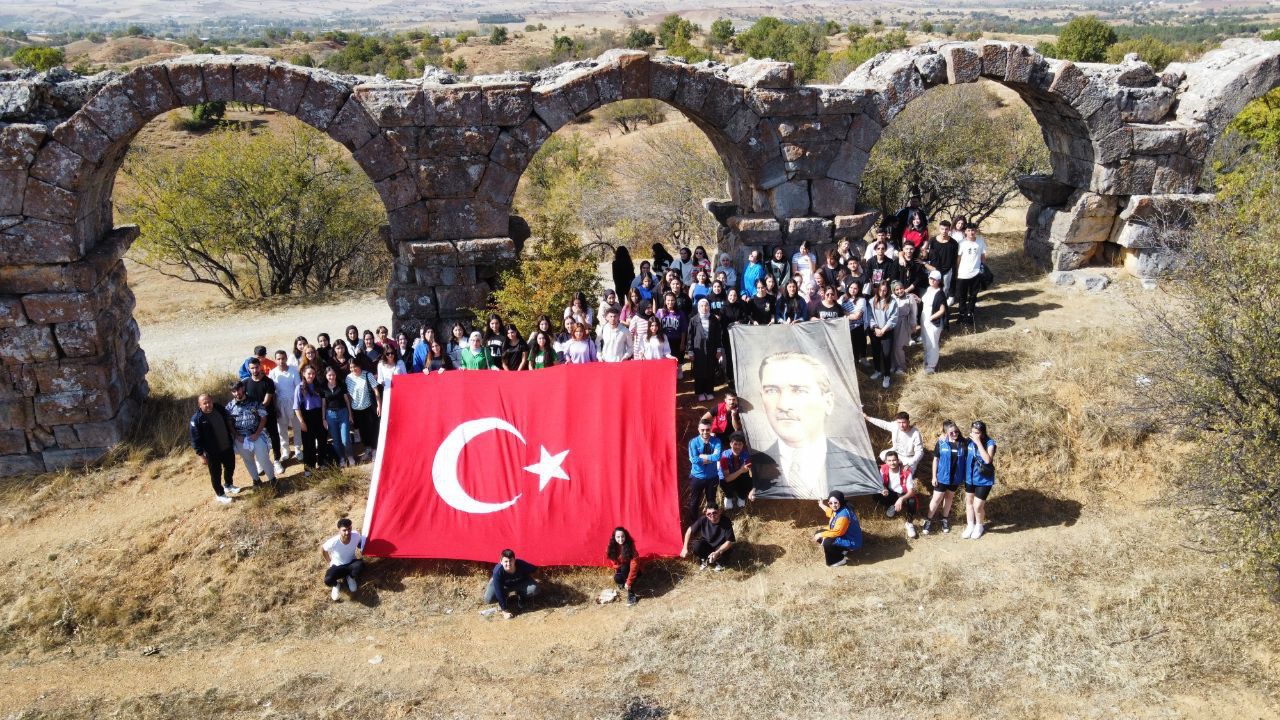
[321,517,365,602]
[954,225,987,323]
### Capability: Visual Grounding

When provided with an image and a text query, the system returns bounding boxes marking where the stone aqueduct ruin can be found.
[0,38,1276,474]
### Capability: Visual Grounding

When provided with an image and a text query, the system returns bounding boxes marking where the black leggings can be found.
[262,412,282,461]
[690,538,731,562]
[869,330,893,374]
[955,275,979,320]
[822,537,848,565]
[850,326,867,362]
[299,407,324,468]
[206,447,235,495]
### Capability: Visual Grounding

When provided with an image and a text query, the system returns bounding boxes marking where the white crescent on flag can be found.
[430,417,572,515]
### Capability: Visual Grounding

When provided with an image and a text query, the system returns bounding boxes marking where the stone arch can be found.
[38,56,399,259]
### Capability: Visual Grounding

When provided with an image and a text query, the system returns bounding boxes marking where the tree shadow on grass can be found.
[986,487,1082,534]
[940,345,1023,372]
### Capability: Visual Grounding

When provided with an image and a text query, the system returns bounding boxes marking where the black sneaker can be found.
[627,592,638,606]
[921,519,933,535]
[941,519,951,534]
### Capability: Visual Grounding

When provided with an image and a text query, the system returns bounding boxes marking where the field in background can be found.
[2,233,1277,718]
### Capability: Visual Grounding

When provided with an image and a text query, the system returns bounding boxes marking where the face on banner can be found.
[729,320,881,500]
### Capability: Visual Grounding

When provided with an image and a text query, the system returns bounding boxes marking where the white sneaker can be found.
[924,368,936,375]
[712,563,725,572]
[224,486,241,496]
[905,522,917,539]
[885,506,896,518]
[330,586,340,601]
[303,470,312,478]
[961,524,974,539]
[273,462,285,475]
[736,497,746,509]
[948,298,957,306]
[869,371,882,380]
[723,497,734,510]
[214,495,233,505]
[971,524,984,540]
[881,376,891,389]
[893,369,906,376]
[346,576,358,593]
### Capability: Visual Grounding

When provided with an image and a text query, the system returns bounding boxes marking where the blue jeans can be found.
[325,407,352,462]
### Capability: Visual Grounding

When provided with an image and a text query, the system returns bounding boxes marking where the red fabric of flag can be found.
[362,359,682,566]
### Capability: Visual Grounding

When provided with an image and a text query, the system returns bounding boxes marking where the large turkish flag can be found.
[361,360,683,565]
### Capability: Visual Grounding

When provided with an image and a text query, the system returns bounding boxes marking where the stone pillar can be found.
[389,236,517,335]
[0,225,147,475]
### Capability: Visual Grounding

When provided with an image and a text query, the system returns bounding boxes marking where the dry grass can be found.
[2,233,1278,717]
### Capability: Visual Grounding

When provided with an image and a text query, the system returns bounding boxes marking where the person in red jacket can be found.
[607,527,641,606]
[874,450,920,539]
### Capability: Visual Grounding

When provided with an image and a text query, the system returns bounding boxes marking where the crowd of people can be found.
[189,202,1000,613]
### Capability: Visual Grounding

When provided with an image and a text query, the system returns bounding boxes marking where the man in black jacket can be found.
[189,394,239,504]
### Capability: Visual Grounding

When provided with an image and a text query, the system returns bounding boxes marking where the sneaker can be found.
[893,369,907,376]
[214,495,232,505]
[627,592,638,606]
[723,497,734,510]
[346,576,358,593]
[948,298,957,307]
[699,559,709,570]
[971,524,984,540]
[921,519,933,535]
[303,470,312,478]
[828,557,848,568]
[273,462,285,475]
[712,563,725,572]
[881,376,891,389]
[941,519,951,534]
[869,371,882,380]
[961,524,974,539]
[905,522,918,539]
[736,497,746,509]
[330,586,340,602]
[924,368,936,375]
[224,485,241,496]
[885,506,896,518]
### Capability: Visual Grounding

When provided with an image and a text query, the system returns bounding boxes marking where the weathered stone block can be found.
[774,115,851,142]
[232,56,272,106]
[388,283,439,320]
[42,446,108,471]
[387,201,430,241]
[1130,125,1184,155]
[1151,154,1199,194]
[415,156,488,198]
[384,127,419,158]
[53,320,107,357]
[722,107,759,143]
[427,199,507,240]
[51,113,112,164]
[592,66,623,106]
[1005,45,1037,84]
[29,141,91,192]
[1016,174,1075,207]
[746,88,818,117]
[947,46,982,84]
[0,296,25,329]
[477,162,520,205]
[0,219,85,264]
[32,359,115,395]
[767,181,810,218]
[424,126,500,157]
[1048,62,1088,102]
[914,54,947,86]
[264,63,309,114]
[1094,126,1133,165]
[826,139,870,184]
[833,212,880,242]
[22,291,99,324]
[1053,241,1099,271]
[0,170,24,215]
[846,113,882,153]
[0,398,33,430]
[326,97,379,151]
[810,178,858,217]
[980,43,1010,78]
[702,199,738,225]
[553,70,600,115]
[786,217,833,245]
[782,141,837,178]
[649,61,681,101]
[435,284,491,312]
[355,84,426,126]
[202,61,234,102]
[163,59,207,106]
[374,171,419,212]
[1118,86,1174,124]
[483,86,533,126]
[295,69,351,130]
[531,90,575,132]
[0,123,45,169]
[727,58,795,89]
[0,452,43,475]
[413,264,475,286]
[351,134,407,183]
[34,391,90,425]
[0,428,27,454]
[22,178,78,223]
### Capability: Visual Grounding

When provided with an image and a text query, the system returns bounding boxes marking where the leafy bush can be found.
[489,26,508,45]
[12,46,64,71]
[169,100,226,131]
[735,17,830,81]
[1142,153,1280,583]
[1056,15,1116,62]
[118,121,388,299]
[1103,36,1187,70]
[625,28,655,49]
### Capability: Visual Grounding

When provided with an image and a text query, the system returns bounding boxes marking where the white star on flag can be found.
[524,446,570,490]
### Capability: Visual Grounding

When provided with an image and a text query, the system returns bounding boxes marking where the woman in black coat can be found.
[686,297,723,403]
[612,246,636,299]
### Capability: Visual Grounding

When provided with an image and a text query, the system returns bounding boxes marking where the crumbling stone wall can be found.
[0,39,1274,474]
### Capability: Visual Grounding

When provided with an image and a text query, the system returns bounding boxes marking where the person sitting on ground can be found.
[190,393,239,504]
[225,380,276,486]
[680,505,735,572]
[238,345,276,380]
[813,490,863,567]
[606,527,641,606]
[718,432,753,510]
[924,420,967,535]
[860,409,925,473]
[875,450,919,539]
[705,390,742,444]
[484,549,539,619]
[963,420,998,540]
[321,517,365,602]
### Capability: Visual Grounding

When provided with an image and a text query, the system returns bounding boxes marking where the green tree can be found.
[657,14,700,48]
[117,122,387,299]
[1035,41,1060,58]
[12,46,65,71]
[920,20,935,34]
[601,98,667,133]
[862,83,1050,224]
[735,17,831,81]
[846,23,868,42]
[552,34,576,58]
[291,53,315,67]
[625,28,655,49]
[449,56,467,74]
[1203,88,1280,190]
[1142,153,1280,583]
[1056,15,1117,62]
[489,26,508,45]
[709,18,735,48]
[1103,36,1185,70]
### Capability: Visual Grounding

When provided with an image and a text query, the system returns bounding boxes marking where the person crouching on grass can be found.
[813,490,862,567]
[484,549,539,619]
[321,517,364,602]
[875,450,920,539]
[606,527,640,606]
